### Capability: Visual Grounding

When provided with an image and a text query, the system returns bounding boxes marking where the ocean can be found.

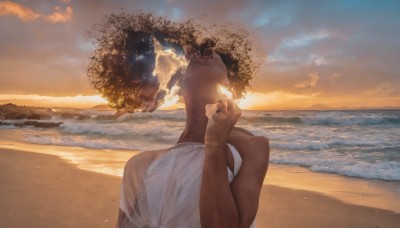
[1,108,399,181]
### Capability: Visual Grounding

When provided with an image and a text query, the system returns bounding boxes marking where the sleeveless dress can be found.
[119,142,256,228]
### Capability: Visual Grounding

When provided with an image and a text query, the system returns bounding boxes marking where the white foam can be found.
[59,120,183,139]
[271,151,400,180]
[311,161,400,180]
[301,115,400,126]
[117,109,186,121]
[24,135,170,151]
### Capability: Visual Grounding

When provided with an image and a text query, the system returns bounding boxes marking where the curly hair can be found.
[87,13,257,112]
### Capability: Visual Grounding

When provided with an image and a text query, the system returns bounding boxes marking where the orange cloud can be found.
[45,6,73,23]
[294,72,319,88]
[0,1,40,21]
[0,1,72,23]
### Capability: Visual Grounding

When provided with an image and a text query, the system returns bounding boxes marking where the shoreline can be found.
[1,146,399,227]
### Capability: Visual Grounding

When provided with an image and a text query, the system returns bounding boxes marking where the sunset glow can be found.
[0,94,107,108]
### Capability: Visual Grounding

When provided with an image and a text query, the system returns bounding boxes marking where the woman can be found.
[117,47,270,228]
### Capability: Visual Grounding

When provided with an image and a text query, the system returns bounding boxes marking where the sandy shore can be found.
[1,147,400,228]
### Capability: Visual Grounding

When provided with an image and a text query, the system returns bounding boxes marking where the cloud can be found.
[0,1,73,23]
[330,73,340,84]
[45,6,73,23]
[0,1,41,21]
[363,83,398,97]
[282,30,331,48]
[294,72,319,88]
[153,48,187,88]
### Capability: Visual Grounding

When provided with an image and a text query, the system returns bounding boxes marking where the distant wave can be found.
[241,114,400,126]
[59,121,182,139]
[116,111,186,122]
[300,116,400,126]
[2,104,400,127]
[2,115,399,128]
[111,112,400,126]
[271,139,387,151]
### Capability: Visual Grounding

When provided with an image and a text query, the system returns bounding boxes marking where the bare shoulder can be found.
[126,148,168,164]
[123,148,169,176]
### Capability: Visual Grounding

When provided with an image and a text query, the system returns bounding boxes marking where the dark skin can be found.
[116,48,269,228]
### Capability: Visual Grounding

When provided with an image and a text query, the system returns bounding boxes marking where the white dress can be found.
[119,142,256,228]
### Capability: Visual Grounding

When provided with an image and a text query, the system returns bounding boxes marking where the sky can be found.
[0,0,399,110]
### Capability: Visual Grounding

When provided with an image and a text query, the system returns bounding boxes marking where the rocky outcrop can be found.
[0,103,51,120]
[0,120,62,128]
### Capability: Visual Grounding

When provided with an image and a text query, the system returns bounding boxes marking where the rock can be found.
[27,113,42,120]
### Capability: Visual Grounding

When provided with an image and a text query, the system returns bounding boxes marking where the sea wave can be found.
[25,135,136,150]
[311,161,400,180]
[240,114,400,126]
[301,116,400,126]
[117,110,186,121]
[58,121,183,138]
[271,138,387,151]
[113,112,400,126]
[24,135,171,151]
[271,152,400,180]
[2,104,399,127]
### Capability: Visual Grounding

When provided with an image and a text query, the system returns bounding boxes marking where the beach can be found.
[1,142,399,228]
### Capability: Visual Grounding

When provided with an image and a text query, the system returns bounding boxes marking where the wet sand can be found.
[0,147,400,228]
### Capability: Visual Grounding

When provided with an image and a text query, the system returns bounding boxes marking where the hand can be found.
[184,46,229,86]
[204,99,242,147]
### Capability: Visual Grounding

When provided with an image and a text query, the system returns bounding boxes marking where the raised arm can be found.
[200,99,241,227]
[200,100,269,228]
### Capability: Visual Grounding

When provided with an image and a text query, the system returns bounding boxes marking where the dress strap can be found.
[227,143,242,177]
